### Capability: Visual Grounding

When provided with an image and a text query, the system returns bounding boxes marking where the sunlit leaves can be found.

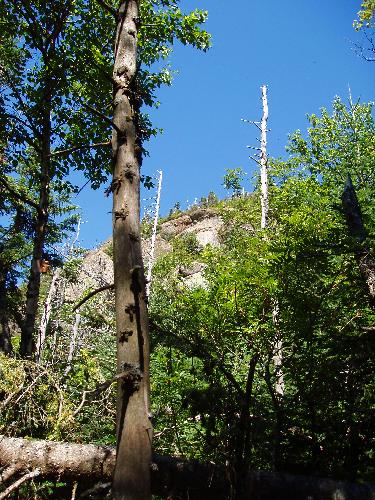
[354,0,375,28]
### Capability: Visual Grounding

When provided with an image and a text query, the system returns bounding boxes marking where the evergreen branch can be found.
[5,113,42,153]
[0,65,42,141]
[0,176,39,211]
[72,283,115,311]
[50,141,111,157]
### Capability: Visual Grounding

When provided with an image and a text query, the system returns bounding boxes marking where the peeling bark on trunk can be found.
[0,435,374,500]
[111,1,152,498]
[341,174,375,303]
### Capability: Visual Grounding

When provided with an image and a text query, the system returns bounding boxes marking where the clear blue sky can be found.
[76,0,374,248]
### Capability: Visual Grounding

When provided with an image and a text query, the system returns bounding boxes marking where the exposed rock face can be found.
[64,247,114,303]
[179,262,208,290]
[142,235,172,266]
[182,215,223,247]
[159,214,193,239]
[67,209,223,302]
[179,262,207,277]
[159,209,223,247]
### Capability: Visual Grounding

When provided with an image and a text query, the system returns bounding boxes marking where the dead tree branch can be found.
[0,468,40,500]
[72,283,114,312]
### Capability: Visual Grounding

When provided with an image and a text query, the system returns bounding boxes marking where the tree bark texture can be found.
[0,435,374,500]
[0,315,12,356]
[111,1,152,498]
[21,77,52,358]
[341,174,375,302]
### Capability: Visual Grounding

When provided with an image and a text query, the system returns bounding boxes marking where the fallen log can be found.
[0,435,374,499]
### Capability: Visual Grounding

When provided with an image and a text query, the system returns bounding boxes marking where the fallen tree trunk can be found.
[0,435,374,499]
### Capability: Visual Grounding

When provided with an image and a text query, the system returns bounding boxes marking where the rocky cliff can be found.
[66,208,223,302]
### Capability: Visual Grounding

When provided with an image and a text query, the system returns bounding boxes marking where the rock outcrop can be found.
[66,209,223,302]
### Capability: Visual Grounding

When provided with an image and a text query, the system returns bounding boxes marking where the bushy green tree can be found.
[0,0,210,361]
[148,98,375,490]
[223,167,246,196]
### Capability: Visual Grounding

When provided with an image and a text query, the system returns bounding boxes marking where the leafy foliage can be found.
[222,167,246,196]
[355,0,375,28]
[148,97,375,482]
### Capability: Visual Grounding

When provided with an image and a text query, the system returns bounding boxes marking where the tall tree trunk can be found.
[0,274,13,356]
[233,354,258,498]
[260,84,269,230]
[259,85,284,399]
[0,316,12,356]
[272,300,284,397]
[111,2,152,498]
[21,78,52,358]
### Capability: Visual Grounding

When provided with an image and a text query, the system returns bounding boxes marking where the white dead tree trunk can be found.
[272,300,284,397]
[260,85,284,397]
[245,85,284,398]
[63,312,81,380]
[146,170,163,297]
[35,269,61,364]
[260,85,284,398]
[260,84,269,230]
[36,218,82,365]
